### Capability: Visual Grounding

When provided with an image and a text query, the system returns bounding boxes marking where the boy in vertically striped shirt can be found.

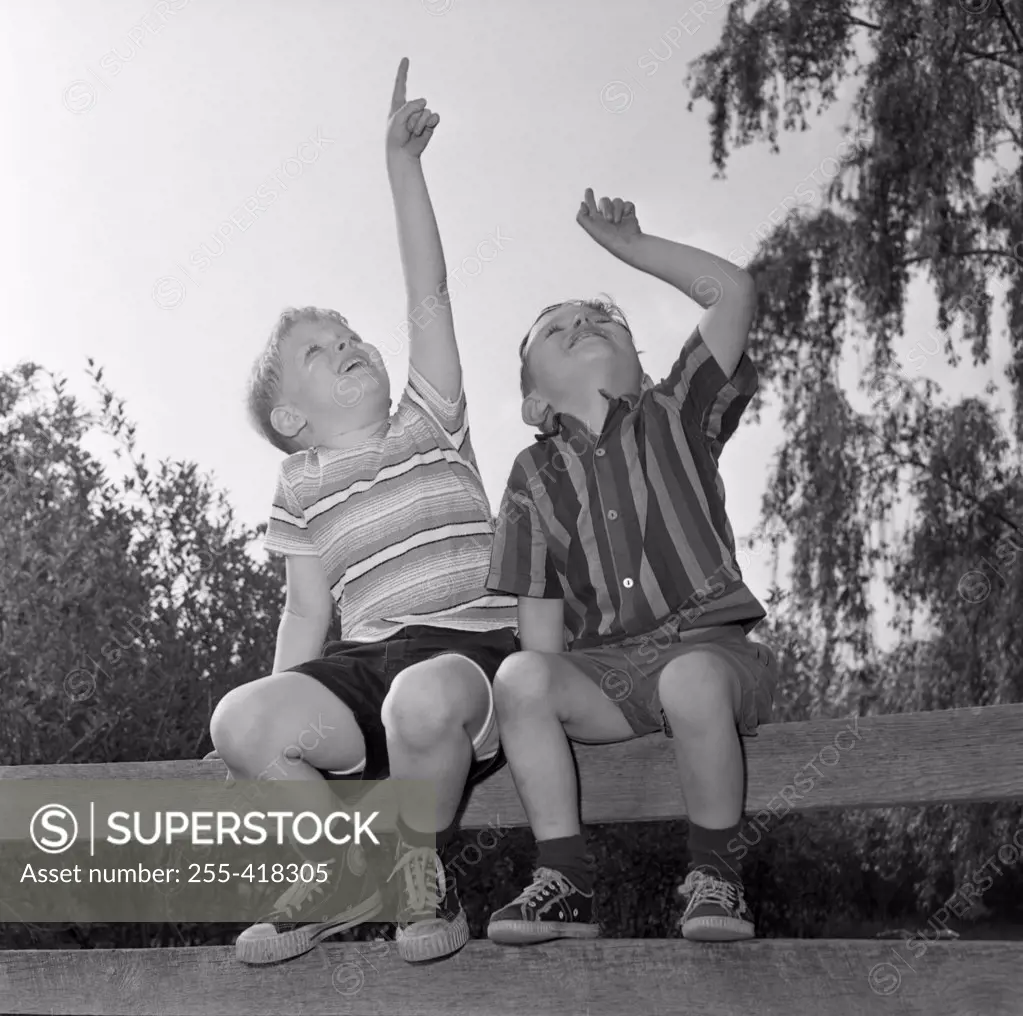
[207,60,517,966]
[486,189,779,944]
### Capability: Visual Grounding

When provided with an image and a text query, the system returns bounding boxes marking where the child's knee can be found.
[658,653,736,727]
[209,680,288,770]
[381,658,471,747]
[493,651,555,712]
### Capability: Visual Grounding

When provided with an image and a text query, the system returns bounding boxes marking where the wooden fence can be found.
[2,704,1022,1015]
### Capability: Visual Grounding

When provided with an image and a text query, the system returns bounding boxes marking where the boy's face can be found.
[523,302,642,411]
[273,317,391,446]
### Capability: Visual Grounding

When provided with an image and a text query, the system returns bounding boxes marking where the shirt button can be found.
[595,448,606,457]
[623,577,634,589]
[607,510,618,520]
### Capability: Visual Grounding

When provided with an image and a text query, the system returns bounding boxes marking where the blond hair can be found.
[246,306,349,454]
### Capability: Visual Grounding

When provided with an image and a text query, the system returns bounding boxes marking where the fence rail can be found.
[3,704,1022,1015]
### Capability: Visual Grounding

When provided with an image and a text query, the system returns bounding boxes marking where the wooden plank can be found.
[3,705,1022,827]
[1,939,1019,1015]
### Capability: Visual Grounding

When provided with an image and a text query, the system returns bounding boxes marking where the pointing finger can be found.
[390,57,410,115]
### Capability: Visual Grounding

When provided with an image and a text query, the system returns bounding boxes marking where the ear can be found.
[270,404,306,439]
[521,393,552,429]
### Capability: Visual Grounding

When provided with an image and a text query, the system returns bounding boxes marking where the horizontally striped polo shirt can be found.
[264,363,518,643]
[487,326,765,649]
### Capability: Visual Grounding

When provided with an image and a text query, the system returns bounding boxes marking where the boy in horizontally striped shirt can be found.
[485,188,779,944]
[208,60,517,966]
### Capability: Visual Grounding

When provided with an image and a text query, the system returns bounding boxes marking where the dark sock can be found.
[688,821,743,886]
[536,834,595,893]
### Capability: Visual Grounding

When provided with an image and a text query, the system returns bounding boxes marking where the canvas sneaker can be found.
[235,844,383,964]
[487,866,599,944]
[677,868,755,941]
[390,841,469,963]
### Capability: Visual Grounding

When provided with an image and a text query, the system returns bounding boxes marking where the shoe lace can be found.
[509,866,573,908]
[270,858,334,921]
[388,846,445,915]
[678,869,741,914]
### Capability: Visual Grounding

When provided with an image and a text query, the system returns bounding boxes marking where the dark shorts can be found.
[566,623,778,739]
[290,625,519,785]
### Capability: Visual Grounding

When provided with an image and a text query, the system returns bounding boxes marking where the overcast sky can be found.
[2,0,1013,640]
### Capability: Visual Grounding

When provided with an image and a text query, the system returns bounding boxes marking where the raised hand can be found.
[386,57,440,159]
[575,187,641,251]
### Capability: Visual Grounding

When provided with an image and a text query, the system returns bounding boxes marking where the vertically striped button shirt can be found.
[264,364,518,643]
[487,326,765,649]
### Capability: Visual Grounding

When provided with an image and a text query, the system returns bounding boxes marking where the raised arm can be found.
[575,188,757,377]
[385,57,460,401]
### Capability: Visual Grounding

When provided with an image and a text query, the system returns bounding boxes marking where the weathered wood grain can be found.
[1,939,1018,1015]
[3,705,1022,1016]
[3,705,1022,827]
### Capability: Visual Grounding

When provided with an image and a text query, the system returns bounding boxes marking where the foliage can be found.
[0,363,290,949]
[0,362,286,775]
[684,0,1023,907]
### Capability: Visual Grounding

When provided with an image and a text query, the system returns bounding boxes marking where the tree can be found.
[0,361,289,948]
[685,0,1023,908]
[0,361,289,769]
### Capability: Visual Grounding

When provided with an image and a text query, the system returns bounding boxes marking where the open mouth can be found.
[569,330,606,348]
[340,357,366,374]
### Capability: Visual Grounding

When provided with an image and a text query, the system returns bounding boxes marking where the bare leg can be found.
[210,671,366,781]
[382,654,493,963]
[657,651,744,829]
[657,651,755,940]
[492,651,634,841]
[211,673,386,965]
[209,672,395,831]
[382,654,492,833]
[487,651,631,944]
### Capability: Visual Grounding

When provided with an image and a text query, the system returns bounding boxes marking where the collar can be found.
[534,373,655,442]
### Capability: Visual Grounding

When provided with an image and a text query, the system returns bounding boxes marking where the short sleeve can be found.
[653,325,758,453]
[262,466,319,557]
[486,460,563,599]
[403,362,468,449]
